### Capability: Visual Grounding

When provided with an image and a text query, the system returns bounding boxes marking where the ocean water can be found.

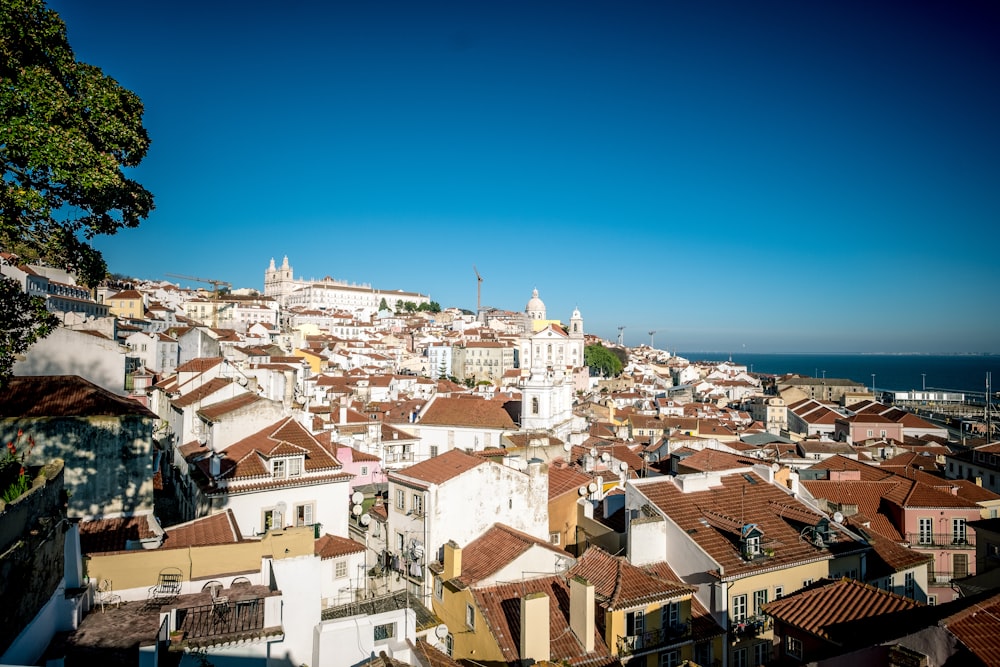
[677,352,1000,397]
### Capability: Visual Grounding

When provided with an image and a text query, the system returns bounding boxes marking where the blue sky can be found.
[48,0,1000,354]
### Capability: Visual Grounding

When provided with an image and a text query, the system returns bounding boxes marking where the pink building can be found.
[335,443,386,495]
[834,413,904,444]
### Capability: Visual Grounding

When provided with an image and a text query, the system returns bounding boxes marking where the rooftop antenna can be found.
[617,326,625,346]
[648,330,656,348]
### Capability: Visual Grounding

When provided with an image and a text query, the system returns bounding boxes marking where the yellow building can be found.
[105,288,144,319]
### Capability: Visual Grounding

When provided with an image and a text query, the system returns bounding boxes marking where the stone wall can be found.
[0,460,67,655]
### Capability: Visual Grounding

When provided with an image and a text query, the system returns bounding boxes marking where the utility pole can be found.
[165,273,232,328]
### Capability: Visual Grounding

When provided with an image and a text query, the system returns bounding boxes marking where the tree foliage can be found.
[0,0,153,384]
[585,344,623,378]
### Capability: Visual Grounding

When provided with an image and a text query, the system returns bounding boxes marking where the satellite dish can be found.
[590,448,598,458]
[619,461,628,472]
[588,482,598,493]
[352,504,363,516]
[237,375,248,387]
[563,442,572,452]
[351,491,364,505]
[601,452,611,462]
[833,511,844,524]
[359,513,371,526]
[432,642,448,653]
[435,624,449,639]
[578,486,588,496]
[276,501,287,513]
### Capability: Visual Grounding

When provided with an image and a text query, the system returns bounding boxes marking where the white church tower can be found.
[518,290,585,441]
[264,256,296,306]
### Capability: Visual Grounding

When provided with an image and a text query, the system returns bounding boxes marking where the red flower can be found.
[16,430,22,437]
[18,467,24,477]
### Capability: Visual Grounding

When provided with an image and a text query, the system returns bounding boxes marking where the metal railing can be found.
[175,597,265,640]
[730,614,772,638]
[907,533,975,549]
[616,621,692,656]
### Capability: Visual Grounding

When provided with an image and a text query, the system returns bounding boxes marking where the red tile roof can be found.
[943,590,1000,665]
[213,417,343,481]
[161,510,243,549]
[390,449,484,488]
[172,377,235,408]
[471,575,616,667]
[197,393,263,421]
[450,524,568,587]
[79,515,158,554]
[763,578,919,641]
[568,547,695,610]
[419,396,517,429]
[0,376,156,419]
[315,533,366,559]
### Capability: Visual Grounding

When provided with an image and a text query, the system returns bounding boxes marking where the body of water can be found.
[677,353,1000,397]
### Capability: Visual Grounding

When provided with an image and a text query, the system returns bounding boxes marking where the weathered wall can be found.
[0,461,67,655]
[0,415,154,517]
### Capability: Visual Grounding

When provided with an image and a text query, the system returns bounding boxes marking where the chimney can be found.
[570,576,595,653]
[520,592,550,663]
[442,541,462,580]
[339,401,347,425]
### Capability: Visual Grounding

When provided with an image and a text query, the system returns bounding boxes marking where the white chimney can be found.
[570,576,595,652]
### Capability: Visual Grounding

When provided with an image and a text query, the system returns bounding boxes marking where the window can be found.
[661,601,679,628]
[272,459,285,477]
[430,445,438,458]
[335,560,347,578]
[550,531,561,546]
[774,585,784,599]
[445,634,454,657]
[434,576,443,600]
[374,622,395,641]
[786,635,803,659]
[880,430,887,438]
[732,594,748,622]
[412,494,423,516]
[753,641,770,665]
[732,647,749,667]
[928,595,937,606]
[295,502,314,526]
[904,572,915,599]
[466,603,476,629]
[360,465,369,476]
[694,641,712,665]
[753,589,768,614]
[287,457,302,477]
[953,518,967,544]
[918,517,933,544]
[803,579,813,587]
[626,609,644,636]
[744,535,760,557]
[531,397,539,414]
[867,429,874,437]
[954,553,969,579]
[659,650,681,667]
[263,508,283,531]
[396,489,405,510]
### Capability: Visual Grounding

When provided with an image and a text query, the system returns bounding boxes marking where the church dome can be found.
[526,288,546,319]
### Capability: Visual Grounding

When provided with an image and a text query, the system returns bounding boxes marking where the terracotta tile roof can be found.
[172,377,235,408]
[315,533,366,559]
[161,510,243,549]
[412,638,465,667]
[942,590,1000,665]
[857,527,933,579]
[390,449,484,488]
[807,455,892,481]
[196,392,262,421]
[568,547,695,610]
[175,357,223,373]
[635,472,866,580]
[0,375,156,419]
[338,444,381,463]
[214,417,342,481]
[79,515,158,554]
[419,396,517,429]
[471,575,616,667]
[548,464,595,501]
[675,448,760,472]
[801,480,906,540]
[763,578,919,641]
[451,524,568,587]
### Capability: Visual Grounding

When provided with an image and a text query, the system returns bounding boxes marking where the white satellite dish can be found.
[352,504,363,516]
[833,511,844,524]
[563,442,572,452]
[619,461,628,472]
[276,501,287,513]
[601,452,611,462]
[359,513,371,526]
[587,482,598,493]
[432,641,448,653]
[351,491,364,505]
[590,448,598,457]
[578,486,588,496]
[435,624,449,639]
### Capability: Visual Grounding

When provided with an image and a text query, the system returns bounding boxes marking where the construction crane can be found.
[165,273,232,328]
[473,265,483,315]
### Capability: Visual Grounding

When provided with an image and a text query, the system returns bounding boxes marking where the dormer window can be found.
[740,523,764,559]
[272,456,304,478]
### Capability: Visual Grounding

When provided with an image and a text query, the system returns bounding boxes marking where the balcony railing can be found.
[929,570,969,584]
[730,614,772,638]
[617,621,692,656]
[907,533,975,549]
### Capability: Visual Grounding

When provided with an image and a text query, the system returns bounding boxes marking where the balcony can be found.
[616,621,692,657]
[730,614,772,639]
[907,533,975,549]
